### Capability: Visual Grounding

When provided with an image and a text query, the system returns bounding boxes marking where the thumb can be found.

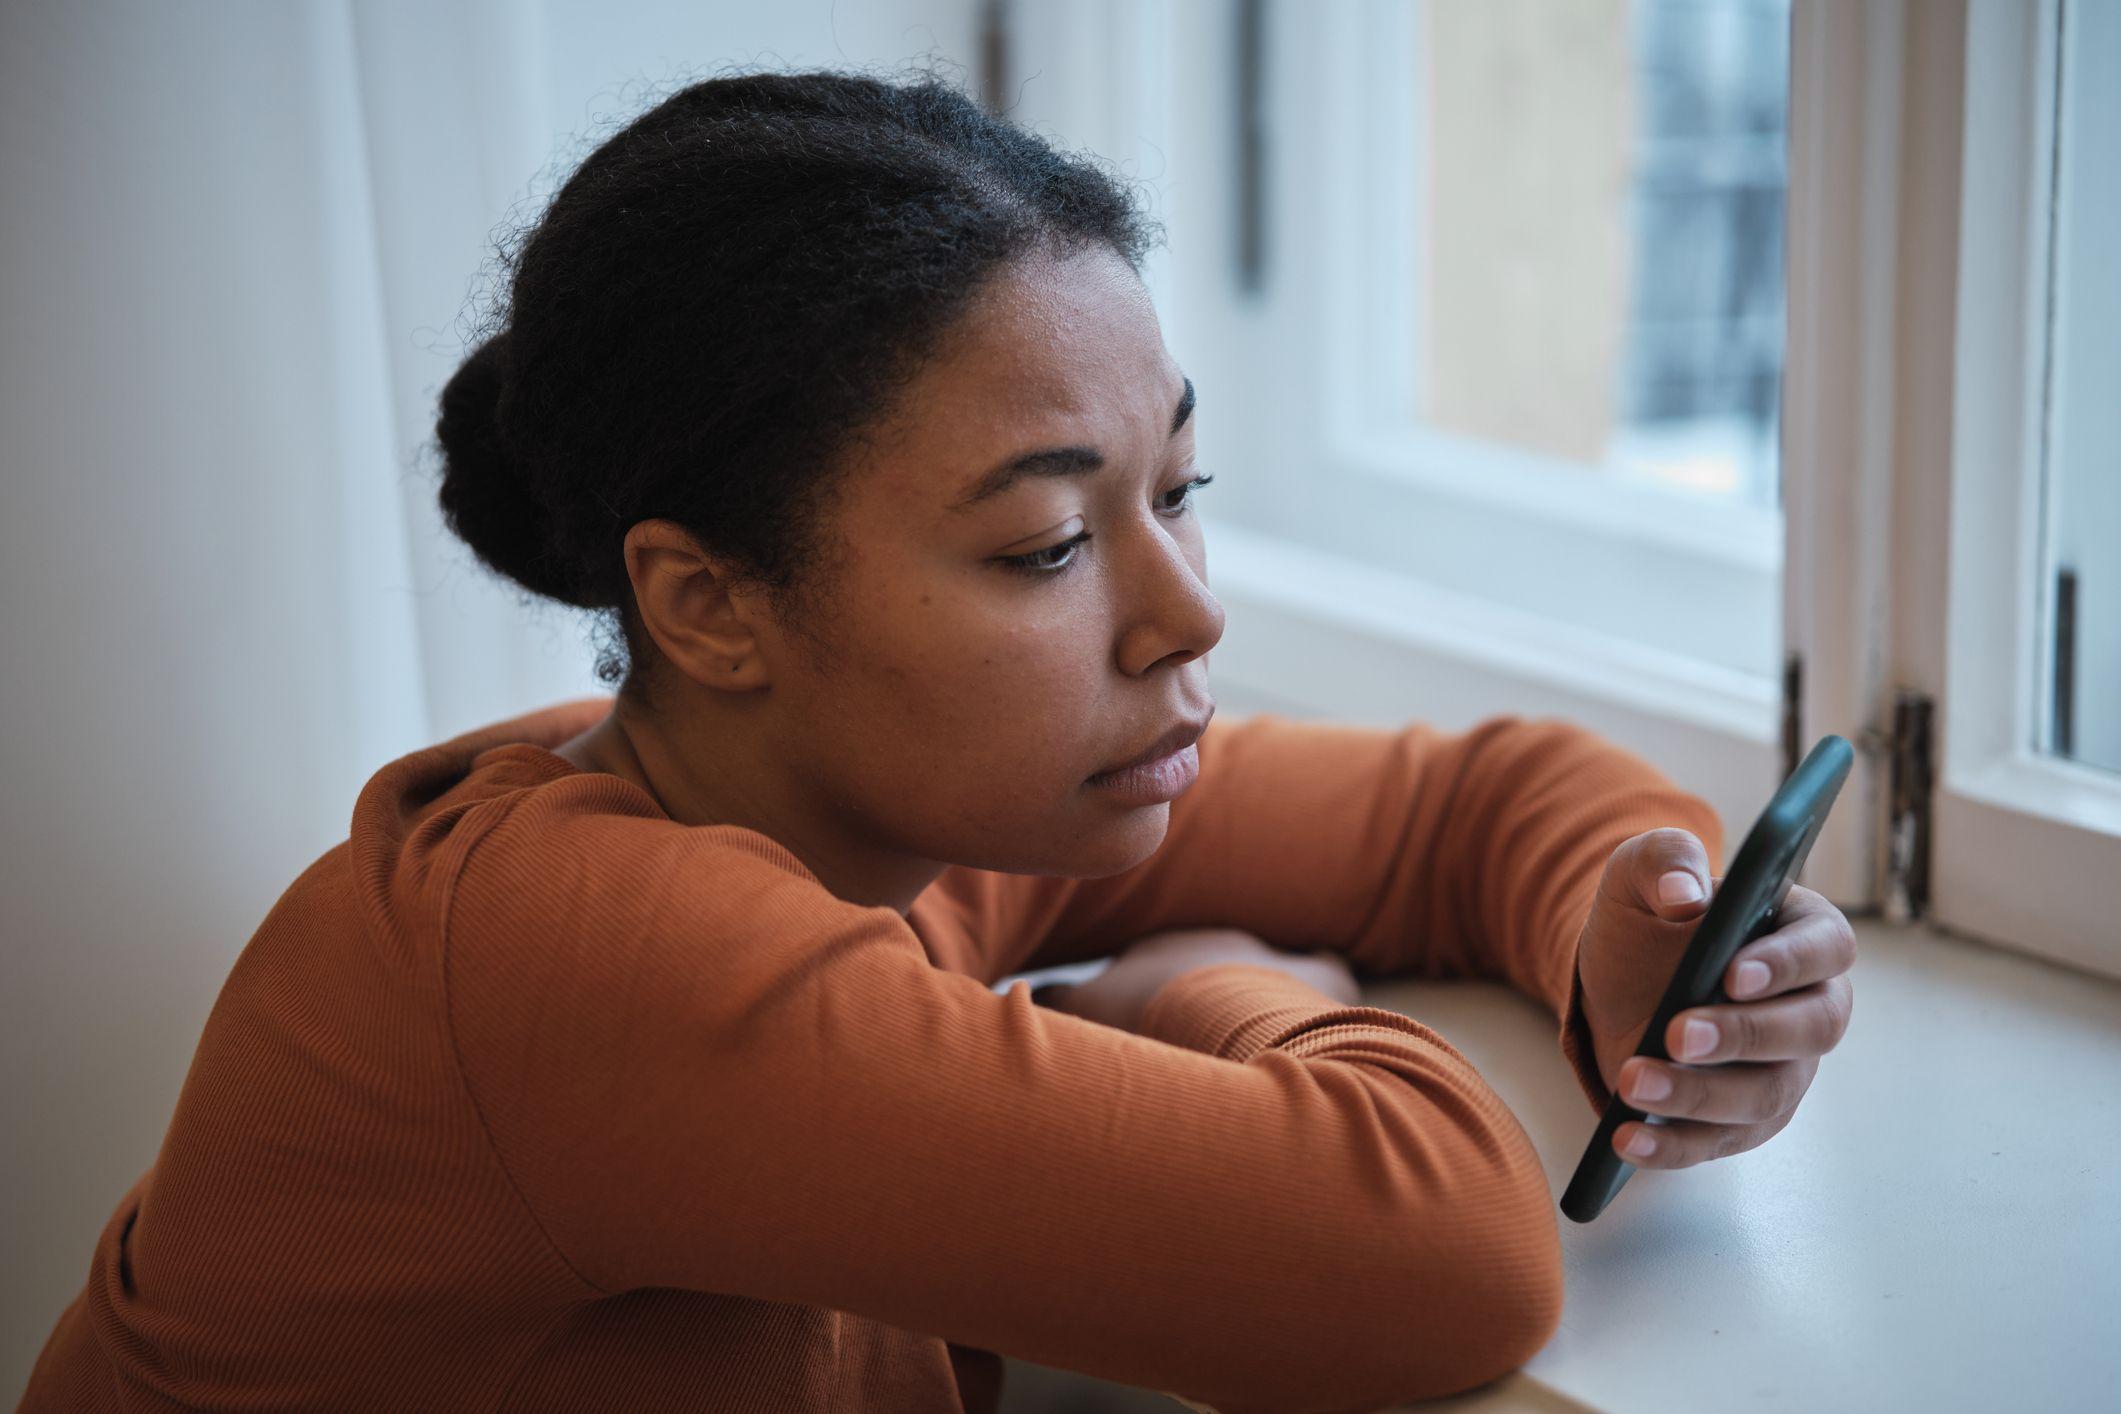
[1608,827,1713,921]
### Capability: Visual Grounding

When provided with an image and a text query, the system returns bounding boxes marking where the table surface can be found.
[997,915,2121,1413]
[1358,914,2121,1413]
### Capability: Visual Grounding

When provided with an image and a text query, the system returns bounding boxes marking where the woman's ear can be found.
[621,519,770,690]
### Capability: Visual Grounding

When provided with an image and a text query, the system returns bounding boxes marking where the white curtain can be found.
[0,0,978,1391]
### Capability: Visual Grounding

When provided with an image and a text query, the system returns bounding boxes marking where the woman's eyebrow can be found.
[1169,375,1195,436]
[947,376,1195,513]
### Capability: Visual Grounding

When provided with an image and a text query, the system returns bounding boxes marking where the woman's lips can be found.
[1084,741,1201,804]
[1090,710,1214,780]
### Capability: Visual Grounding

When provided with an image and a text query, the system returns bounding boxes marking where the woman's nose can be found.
[1113,523,1223,674]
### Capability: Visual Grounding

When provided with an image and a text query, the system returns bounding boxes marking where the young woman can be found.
[22,70,1855,1414]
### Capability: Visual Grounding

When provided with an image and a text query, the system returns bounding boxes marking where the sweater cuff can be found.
[1137,963,1400,1061]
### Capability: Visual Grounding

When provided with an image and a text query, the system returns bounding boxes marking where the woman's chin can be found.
[1064,805,1174,877]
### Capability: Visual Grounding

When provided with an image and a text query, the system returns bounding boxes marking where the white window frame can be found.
[1777,0,1909,913]
[1787,0,2120,979]
[1928,0,2120,976]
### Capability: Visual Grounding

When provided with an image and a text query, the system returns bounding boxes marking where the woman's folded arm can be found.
[971,710,1727,1115]
[441,799,1567,1413]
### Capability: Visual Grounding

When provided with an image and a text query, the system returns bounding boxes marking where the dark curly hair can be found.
[433,66,1160,702]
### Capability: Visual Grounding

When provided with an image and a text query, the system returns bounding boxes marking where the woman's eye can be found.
[1000,530,1091,576]
[1160,472,1215,514]
[996,474,1216,580]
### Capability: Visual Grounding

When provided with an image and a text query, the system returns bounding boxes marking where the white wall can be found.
[0,0,981,1394]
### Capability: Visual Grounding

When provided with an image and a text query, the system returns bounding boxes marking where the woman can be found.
[22,70,1855,1413]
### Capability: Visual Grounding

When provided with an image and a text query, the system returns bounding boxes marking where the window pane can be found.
[1413,0,1789,507]
[2040,0,2120,774]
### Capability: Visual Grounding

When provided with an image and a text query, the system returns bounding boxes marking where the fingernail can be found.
[1681,1019,1718,1060]
[1658,870,1704,906]
[1734,960,1770,996]
[1625,1129,1657,1157]
[1629,1066,1671,1102]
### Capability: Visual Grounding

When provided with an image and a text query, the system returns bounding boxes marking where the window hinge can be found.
[1871,689,1935,925]
[1788,655,1935,923]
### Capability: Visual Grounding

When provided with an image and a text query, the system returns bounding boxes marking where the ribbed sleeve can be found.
[984,711,1728,1119]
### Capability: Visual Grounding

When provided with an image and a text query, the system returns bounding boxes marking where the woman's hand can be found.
[1033,928,1361,1035]
[1575,827,1857,1169]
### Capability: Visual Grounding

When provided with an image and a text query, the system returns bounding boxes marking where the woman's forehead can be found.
[867,259,1177,494]
[877,366,1183,522]
[930,340,1175,443]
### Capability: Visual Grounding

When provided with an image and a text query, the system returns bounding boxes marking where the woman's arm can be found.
[441,797,1570,1412]
[968,710,1728,1112]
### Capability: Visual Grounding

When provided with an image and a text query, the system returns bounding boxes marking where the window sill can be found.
[1358,912,2121,1411]
[1196,518,1780,742]
[1185,521,1784,865]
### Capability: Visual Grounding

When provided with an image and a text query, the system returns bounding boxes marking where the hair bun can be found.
[435,332,592,607]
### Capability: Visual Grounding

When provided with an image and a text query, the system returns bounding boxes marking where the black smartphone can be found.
[1558,733,1855,1224]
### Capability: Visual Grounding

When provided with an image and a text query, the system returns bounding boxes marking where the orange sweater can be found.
[20,695,1722,1414]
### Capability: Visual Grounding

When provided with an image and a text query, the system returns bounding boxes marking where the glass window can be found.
[1412,0,1790,507]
